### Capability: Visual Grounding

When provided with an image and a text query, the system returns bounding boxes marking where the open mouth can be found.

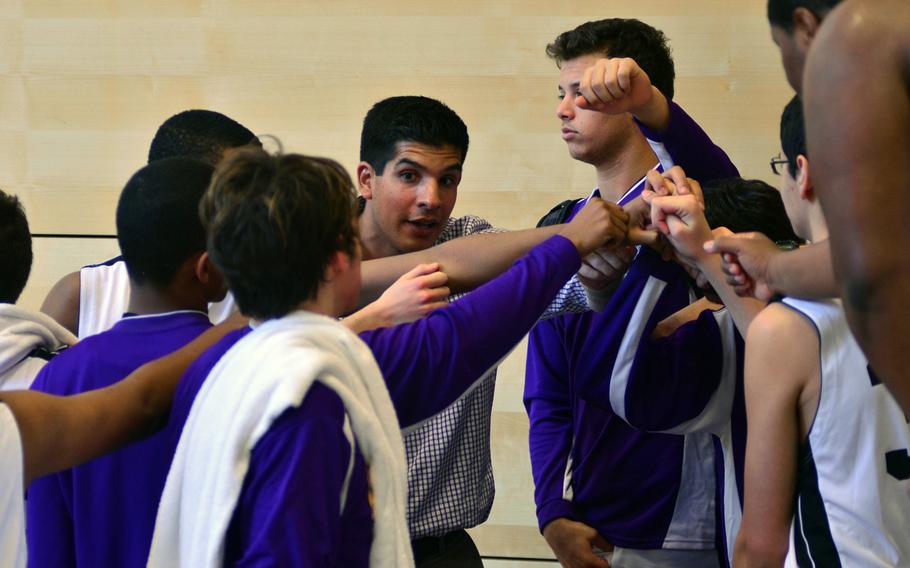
[407,219,439,231]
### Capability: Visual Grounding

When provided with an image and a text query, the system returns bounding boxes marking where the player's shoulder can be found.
[746,302,818,388]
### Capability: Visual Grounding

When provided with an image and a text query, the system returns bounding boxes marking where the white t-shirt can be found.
[0,403,26,568]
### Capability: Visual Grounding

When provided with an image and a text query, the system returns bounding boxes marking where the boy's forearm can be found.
[768,241,837,299]
[358,225,561,306]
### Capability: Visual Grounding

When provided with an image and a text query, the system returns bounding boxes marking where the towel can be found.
[148,310,412,568]
[0,304,77,389]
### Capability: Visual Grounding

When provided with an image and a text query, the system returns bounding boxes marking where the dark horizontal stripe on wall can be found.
[481,556,557,563]
[31,233,117,239]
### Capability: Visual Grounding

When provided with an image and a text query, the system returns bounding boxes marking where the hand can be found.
[578,246,636,290]
[649,194,713,264]
[641,166,705,209]
[543,518,612,568]
[373,263,449,325]
[560,197,629,256]
[576,57,654,117]
[345,263,449,333]
[704,232,781,301]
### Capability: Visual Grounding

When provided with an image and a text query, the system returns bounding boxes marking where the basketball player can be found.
[146,148,629,566]
[26,158,229,567]
[526,18,742,568]
[734,95,910,566]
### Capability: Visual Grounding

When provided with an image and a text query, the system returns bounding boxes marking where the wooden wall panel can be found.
[9,1,795,562]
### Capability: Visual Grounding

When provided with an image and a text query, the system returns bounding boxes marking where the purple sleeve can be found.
[523,318,582,532]
[637,100,740,182]
[223,385,364,567]
[361,235,581,428]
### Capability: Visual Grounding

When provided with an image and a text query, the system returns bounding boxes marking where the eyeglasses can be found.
[770,153,789,176]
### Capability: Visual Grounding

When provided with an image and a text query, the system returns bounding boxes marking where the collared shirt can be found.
[403,217,590,538]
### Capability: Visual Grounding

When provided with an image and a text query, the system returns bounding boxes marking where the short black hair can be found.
[359,96,469,173]
[780,95,806,178]
[703,177,801,243]
[0,190,32,303]
[767,0,842,30]
[147,110,258,166]
[116,157,214,288]
[546,19,676,101]
[201,148,359,320]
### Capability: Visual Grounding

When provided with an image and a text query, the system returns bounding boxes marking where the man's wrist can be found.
[633,86,670,132]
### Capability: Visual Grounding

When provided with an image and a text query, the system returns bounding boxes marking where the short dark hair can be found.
[116,157,214,288]
[148,110,258,165]
[201,148,359,320]
[780,95,806,178]
[703,177,801,243]
[0,191,32,303]
[767,0,842,30]
[546,19,676,101]
[359,96,469,173]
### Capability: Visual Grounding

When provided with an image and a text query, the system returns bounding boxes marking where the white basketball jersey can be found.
[78,257,236,339]
[781,298,910,567]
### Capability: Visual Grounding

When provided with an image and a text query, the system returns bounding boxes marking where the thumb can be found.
[703,235,740,255]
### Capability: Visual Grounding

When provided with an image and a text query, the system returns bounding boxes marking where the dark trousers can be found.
[412,529,484,568]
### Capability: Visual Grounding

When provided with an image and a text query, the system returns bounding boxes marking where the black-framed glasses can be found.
[770,153,789,176]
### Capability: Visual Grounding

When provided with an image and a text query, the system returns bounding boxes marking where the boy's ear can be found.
[357,162,376,200]
[795,154,814,201]
[324,249,351,283]
[793,7,823,47]
[194,251,226,299]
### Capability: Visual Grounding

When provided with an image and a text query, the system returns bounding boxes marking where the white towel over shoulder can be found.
[148,310,412,568]
[0,304,76,390]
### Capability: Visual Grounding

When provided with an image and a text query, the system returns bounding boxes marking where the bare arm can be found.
[804,0,910,412]
[649,192,766,335]
[734,304,817,567]
[357,225,563,307]
[705,236,837,301]
[0,316,248,485]
[39,271,81,335]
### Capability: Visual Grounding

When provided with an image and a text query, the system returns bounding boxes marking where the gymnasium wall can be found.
[8,1,792,562]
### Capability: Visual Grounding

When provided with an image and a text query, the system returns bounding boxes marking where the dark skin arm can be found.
[804,0,910,412]
[39,271,81,336]
[0,314,248,486]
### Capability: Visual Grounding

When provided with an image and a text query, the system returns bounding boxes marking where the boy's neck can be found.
[593,136,659,203]
[127,283,208,316]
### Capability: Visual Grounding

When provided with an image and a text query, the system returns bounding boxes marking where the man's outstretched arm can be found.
[804,0,910,412]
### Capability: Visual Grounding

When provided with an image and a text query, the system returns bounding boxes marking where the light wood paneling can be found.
[9,2,794,559]
[19,236,120,313]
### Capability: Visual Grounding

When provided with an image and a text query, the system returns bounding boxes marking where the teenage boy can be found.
[147,148,628,566]
[526,18,739,567]
[27,158,228,567]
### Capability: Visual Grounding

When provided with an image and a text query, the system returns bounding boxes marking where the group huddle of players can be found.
[0,0,908,567]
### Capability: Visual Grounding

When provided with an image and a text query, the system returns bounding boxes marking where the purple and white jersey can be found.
[26,311,212,568]
[161,236,583,565]
[572,247,745,566]
[526,170,717,552]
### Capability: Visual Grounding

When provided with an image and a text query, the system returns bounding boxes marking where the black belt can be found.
[411,529,470,562]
